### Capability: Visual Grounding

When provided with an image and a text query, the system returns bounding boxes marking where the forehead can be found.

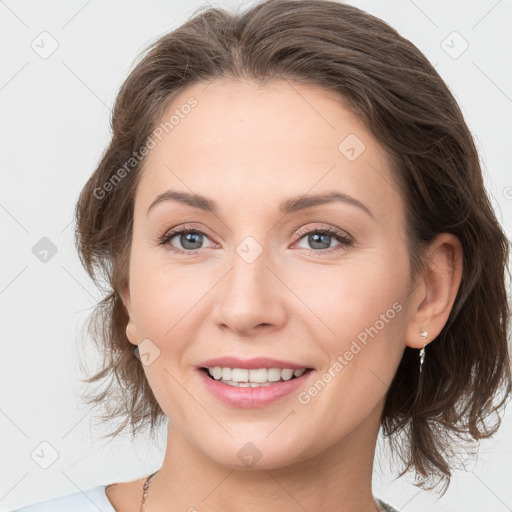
[135,78,402,224]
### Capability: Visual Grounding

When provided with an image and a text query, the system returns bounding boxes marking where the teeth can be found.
[267,368,282,382]
[281,369,294,380]
[222,381,274,387]
[231,368,249,382]
[249,368,270,383]
[207,366,308,384]
[210,367,223,380]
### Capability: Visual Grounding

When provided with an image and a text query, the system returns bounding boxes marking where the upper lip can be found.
[198,357,313,370]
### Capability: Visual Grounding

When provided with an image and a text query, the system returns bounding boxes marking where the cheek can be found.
[292,262,407,433]
[128,251,215,352]
[296,255,406,341]
[292,250,409,401]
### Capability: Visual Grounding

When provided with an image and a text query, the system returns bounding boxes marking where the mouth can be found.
[199,367,315,387]
[196,361,316,408]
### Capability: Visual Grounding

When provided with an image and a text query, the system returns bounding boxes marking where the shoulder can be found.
[8,484,115,512]
[376,497,399,512]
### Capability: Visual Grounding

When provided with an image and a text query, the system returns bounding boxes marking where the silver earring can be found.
[419,330,428,373]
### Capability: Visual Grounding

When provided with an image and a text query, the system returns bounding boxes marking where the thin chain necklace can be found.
[139,469,385,512]
[140,470,159,511]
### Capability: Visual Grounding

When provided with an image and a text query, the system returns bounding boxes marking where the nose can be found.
[211,241,288,336]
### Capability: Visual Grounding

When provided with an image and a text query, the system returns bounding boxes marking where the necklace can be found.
[140,470,159,511]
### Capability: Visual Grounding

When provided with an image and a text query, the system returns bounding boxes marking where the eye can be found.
[293,226,353,255]
[158,224,353,256]
[158,225,216,254]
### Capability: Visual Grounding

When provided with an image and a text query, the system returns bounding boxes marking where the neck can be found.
[147,401,384,512]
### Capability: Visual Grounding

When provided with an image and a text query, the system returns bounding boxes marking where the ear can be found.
[405,233,463,349]
[119,283,139,347]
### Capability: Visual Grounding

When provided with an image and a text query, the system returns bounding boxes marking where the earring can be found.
[419,330,428,373]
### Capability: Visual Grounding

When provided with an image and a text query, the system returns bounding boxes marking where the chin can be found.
[194,432,308,472]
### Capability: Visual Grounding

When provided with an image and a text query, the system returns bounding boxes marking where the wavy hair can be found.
[74,0,511,494]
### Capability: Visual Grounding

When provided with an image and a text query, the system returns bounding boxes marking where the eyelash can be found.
[157,224,353,256]
[292,226,353,255]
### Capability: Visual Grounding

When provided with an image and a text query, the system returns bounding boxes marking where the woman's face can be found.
[123,78,416,469]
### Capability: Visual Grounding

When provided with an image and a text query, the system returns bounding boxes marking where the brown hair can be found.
[74,0,511,494]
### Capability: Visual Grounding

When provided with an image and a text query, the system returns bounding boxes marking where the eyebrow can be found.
[147,189,374,218]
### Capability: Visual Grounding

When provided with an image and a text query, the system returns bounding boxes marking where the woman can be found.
[11,0,511,510]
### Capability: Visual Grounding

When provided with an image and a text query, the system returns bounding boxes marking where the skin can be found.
[106,78,463,512]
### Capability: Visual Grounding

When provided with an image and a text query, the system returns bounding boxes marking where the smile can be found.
[198,367,315,408]
[203,366,308,386]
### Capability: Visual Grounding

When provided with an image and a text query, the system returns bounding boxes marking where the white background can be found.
[1,0,511,510]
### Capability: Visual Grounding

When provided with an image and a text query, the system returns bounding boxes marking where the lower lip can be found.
[197,369,314,408]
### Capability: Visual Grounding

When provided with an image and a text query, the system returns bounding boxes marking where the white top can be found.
[8,485,398,512]
[8,485,116,512]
